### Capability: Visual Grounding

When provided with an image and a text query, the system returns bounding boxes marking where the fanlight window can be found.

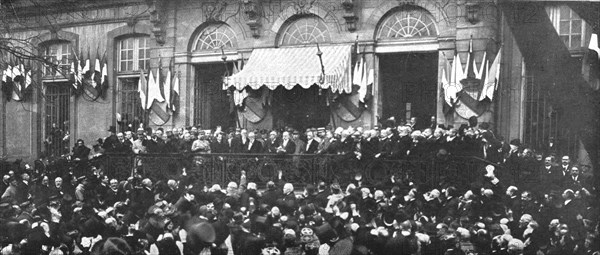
[377,8,437,39]
[194,24,237,51]
[279,16,331,46]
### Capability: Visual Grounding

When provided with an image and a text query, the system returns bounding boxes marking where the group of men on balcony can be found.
[85,116,518,162]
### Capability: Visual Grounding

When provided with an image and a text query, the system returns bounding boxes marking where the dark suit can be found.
[244,139,263,154]
[72,145,91,160]
[565,175,590,190]
[540,165,563,189]
[277,139,295,154]
[266,138,281,153]
[211,140,229,153]
[337,137,354,155]
[143,137,167,153]
[304,139,319,154]
[114,139,133,153]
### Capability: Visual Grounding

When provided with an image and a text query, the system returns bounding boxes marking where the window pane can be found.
[127,61,133,71]
[559,21,570,34]
[571,35,581,48]
[571,20,582,34]
[559,6,570,19]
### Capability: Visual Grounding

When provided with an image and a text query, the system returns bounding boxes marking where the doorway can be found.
[194,63,236,130]
[271,85,329,131]
[379,52,438,127]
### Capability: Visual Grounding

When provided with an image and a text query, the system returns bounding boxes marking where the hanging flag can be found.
[149,67,170,124]
[100,58,108,99]
[445,54,461,103]
[3,65,15,101]
[138,70,148,110]
[1,66,13,101]
[480,47,502,101]
[474,52,487,80]
[171,74,179,112]
[364,67,374,105]
[352,55,363,86]
[464,38,476,79]
[11,65,23,101]
[25,68,31,89]
[92,58,101,88]
[82,50,90,79]
[453,54,464,92]
[147,69,165,107]
[587,33,600,91]
[359,56,368,103]
[163,69,171,110]
[234,89,248,107]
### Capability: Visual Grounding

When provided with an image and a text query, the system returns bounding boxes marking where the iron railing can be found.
[91,153,526,188]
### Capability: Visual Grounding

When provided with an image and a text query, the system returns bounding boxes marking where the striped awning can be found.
[224,45,352,93]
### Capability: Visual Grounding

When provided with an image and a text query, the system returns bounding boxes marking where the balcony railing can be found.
[89,153,527,188]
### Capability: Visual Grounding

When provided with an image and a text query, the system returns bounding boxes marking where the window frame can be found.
[376,8,438,41]
[278,15,332,46]
[547,5,588,50]
[42,41,73,78]
[193,24,238,51]
[117,36,150,74]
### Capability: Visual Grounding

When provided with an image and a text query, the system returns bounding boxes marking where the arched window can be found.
[193,23,237,51]
[376,7,437,40]
[278,16,331,46]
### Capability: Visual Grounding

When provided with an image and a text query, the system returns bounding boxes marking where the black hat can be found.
[510,139,521,146]
[108,126,117,133]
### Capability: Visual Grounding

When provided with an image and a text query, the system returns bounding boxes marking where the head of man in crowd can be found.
[561,155,571,167]
[125,131,133,140]
[306,131,314,141]
[422,128,433,139]
[571,166,580,178]
[282,131,290,142]
[292,131,300,141]
[544,156,553,167]
[283,183,294,195]
[142,178,152,190]
[117,132,125,143]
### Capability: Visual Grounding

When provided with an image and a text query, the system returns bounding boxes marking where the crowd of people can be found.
[0,116,597,255]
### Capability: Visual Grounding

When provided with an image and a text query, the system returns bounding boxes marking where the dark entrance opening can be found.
[271,85,329,131]
[194,63,236,130]
[379,52,438,127]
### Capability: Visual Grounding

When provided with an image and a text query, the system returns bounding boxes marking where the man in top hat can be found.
[103,126,119,153]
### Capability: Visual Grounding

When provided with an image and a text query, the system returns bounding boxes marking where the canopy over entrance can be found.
[224,45,352,93]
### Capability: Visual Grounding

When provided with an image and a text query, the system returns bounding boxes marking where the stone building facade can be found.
[0,0,597,165]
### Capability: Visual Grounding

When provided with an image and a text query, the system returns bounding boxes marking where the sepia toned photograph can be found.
[0,0,599,254]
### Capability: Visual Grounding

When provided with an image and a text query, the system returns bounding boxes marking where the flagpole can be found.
[145,69,150,127]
